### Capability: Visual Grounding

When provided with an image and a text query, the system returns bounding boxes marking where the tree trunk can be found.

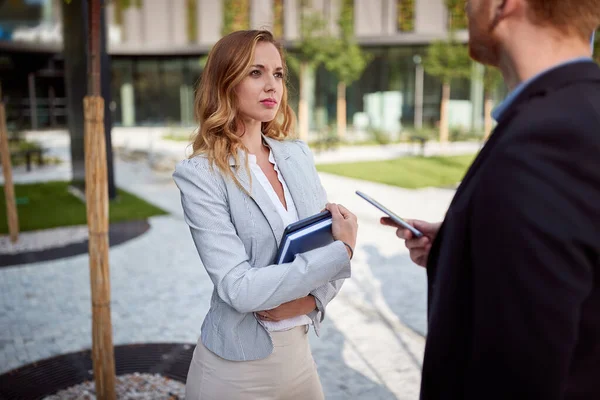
[336,81,346,140]
[0,85,19,244]
[439,82,450,145]
[62,0,115,198]
[298,61,309,141]
[62,0,88,187]
[484,92,494,141]
[86,1,116,399]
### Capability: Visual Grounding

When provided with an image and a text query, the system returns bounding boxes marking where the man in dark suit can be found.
[381,0,600,398]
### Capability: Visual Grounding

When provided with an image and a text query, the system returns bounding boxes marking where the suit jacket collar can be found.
[228,135,310,247]
[452,61,600,205]
[492,58,593,121]
[496,60,599,125]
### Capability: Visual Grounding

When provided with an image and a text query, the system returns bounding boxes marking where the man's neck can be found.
[498,33,592,91]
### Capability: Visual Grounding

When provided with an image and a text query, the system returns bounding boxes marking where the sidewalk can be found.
[0,128,460,399]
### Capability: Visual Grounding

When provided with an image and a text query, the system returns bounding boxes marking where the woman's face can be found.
[235,41,284,124]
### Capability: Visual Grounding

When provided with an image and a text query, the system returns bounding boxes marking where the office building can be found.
[0,0,492,139]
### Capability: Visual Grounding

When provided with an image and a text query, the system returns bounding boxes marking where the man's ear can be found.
[490,0,521,30]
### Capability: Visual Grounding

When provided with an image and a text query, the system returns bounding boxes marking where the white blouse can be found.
[248,149,313,332]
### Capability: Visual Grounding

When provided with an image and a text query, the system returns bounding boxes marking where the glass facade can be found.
[0,0,60,43]
[110,57,203,127]
[305,45,480,140]
[106,47,476,133]
[347,47,446,130]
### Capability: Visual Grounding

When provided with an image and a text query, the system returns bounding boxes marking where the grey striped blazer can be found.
[172,135,351,361]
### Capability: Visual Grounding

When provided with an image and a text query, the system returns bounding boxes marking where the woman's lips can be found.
[260,99,278,108]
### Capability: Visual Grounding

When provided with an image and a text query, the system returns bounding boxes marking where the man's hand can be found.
[380,217,441,267]
[256,295,317,322]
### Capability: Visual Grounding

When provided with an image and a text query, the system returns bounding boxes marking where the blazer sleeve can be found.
[295,139,348,323]
[172,157,352,315]
[464,124,598,398]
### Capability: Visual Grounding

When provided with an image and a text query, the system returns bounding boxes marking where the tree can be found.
[0,82,19,244]
[321,0,371,139]
[482,65,503,140]
[287,5,332,141]
[62,0,116,199]
[423,34,471,143]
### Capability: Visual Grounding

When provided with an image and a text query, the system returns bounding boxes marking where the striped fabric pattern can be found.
[172,136,351,361]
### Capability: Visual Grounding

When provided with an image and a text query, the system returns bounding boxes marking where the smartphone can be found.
[356,190,424,238]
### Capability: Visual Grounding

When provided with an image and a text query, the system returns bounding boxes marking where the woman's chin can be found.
[258,112,279,123]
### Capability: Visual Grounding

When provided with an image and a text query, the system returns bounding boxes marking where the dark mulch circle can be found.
[0,342,195,400]
[0,220,151,268]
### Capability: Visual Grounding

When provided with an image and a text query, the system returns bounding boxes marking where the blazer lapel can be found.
[229,150,286,248]
[264,136,313,220]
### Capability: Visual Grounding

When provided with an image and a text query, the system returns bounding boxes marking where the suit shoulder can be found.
[173,154,224,184]
[287,138,314,158]
[174,154,209,173]
[509,91,600,147]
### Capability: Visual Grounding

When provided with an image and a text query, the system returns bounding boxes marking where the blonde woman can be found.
[172,30,358,399]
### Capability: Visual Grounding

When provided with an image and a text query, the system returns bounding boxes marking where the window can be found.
[397,0,415,32]
[222,0,250,35]
[187,0,197,43]
[273,0,284,38]
[447,0,468,31]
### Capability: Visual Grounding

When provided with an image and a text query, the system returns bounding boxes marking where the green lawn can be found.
[316,154,477,189]
[0,181,168,234]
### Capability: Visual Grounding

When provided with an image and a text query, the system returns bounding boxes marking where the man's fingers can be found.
[414,255,427,268]
[381,216,399,227]
[396,228,414,240]
[410,249,428,263]
[405,237,430,250]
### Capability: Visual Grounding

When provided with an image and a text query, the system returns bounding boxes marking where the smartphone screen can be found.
[356,190,423,237]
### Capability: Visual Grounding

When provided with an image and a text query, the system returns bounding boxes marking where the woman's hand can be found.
[326,203,358,256]
[256,295,317,322]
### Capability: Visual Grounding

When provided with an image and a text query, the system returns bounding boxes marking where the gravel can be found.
[42,373,186,400]
[0,225,89,255]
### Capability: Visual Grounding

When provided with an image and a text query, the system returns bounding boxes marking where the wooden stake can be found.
[84,95,116,400]
[86,0,116,398]
[0,84,19,243]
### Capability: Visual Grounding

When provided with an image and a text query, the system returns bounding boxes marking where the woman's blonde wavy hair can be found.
[189,30,296,189]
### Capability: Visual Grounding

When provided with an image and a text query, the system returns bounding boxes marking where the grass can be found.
[316,154,477,189]
[162,134,192,142]
[0,181,168,234]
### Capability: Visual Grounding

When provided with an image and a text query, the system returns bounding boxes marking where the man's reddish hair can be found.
[525,0,600,38]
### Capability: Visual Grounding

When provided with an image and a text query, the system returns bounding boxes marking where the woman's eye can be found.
[250,70,261,76]
[274,72,284,79]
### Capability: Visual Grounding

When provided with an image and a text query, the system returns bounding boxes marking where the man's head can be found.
[467,0,600,66]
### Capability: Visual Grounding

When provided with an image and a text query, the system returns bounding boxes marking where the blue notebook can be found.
[275,210,334,264]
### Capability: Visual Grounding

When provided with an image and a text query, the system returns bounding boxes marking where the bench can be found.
[10,148,46,171]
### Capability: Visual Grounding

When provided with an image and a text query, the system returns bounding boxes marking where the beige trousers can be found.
[185,326,325,400]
